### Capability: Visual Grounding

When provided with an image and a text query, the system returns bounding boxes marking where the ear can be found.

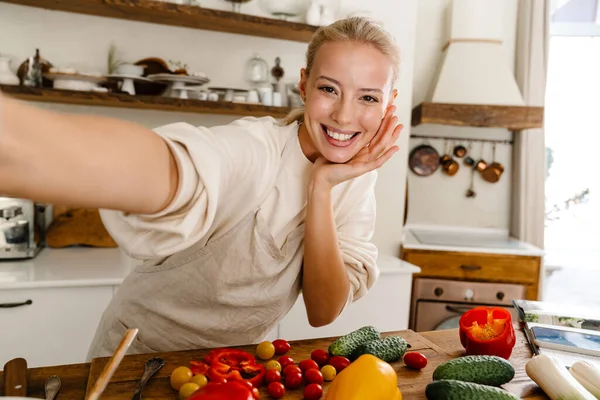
[299,68,308,99]
[389,88,398,105]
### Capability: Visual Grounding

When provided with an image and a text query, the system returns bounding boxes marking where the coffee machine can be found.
[0,196,47,259]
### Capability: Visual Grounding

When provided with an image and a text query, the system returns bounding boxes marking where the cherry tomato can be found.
[328,356,351,373]
[320,365,336,381]
[267,381,285,399]
[299,359,320,372]
[303,383,323,400]
[304,368,324,385]
[310,349,330,367]
[283,364,302,376]
[256,341,276,360]
[170,366,193,390]
[266,360,282,371]
[277,355,295,368]
[273,339,291,355]
[404,352,428,370]
[284,371,303,389]
[265,369,282,384]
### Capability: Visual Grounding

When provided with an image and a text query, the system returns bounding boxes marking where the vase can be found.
[0,55,19,85]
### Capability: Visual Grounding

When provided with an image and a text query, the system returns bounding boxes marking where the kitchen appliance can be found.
[409,277,526,332]
[0,197,47,259]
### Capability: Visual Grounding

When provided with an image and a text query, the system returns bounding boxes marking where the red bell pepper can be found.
[204,348,266,388]
[190,360,210,376]
[459,306,516,360]
[188,381,257,400]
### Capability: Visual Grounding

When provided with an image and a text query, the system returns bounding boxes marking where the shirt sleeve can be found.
[99,117,281,260]
[336,171,380,309]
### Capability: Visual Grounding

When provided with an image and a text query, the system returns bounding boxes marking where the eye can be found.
[318,85,336,94]
[362,95,379,103]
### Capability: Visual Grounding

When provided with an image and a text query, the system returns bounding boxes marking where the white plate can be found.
[106,74,152,82]
[148,73,209,85]
[43,72,106,83]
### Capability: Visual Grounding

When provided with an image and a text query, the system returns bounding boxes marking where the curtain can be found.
[511,0,551,299]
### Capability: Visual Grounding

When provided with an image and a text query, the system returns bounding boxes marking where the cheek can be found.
[359,108,386,135]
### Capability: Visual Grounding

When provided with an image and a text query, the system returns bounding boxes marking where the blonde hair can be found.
[282,17,400,125]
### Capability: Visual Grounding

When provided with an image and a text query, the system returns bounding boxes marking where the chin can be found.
[321,150,355,164]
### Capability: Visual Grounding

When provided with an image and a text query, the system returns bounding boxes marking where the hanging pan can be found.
[408,141,440,177]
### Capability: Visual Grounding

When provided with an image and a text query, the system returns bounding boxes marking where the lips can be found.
[321,124,360,147]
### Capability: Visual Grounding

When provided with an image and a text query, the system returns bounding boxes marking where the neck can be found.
[298,122,320,163]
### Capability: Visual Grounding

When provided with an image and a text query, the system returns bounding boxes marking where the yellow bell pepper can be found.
[324,354,402,400]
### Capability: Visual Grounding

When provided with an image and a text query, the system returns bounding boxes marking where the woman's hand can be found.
[310,105,403,190]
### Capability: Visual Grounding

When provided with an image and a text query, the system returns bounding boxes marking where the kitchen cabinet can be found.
[403,249,541,300]
[0,285,114,368]
[277,270,415,341]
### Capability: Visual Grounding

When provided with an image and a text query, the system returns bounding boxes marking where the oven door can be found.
[414,301,520,332]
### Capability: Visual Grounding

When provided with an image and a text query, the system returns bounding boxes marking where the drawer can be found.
[0,286,113,367]
[402,249,541,285]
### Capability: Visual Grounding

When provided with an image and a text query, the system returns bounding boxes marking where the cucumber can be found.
[433,355,515,386]
[426,380,519,400]
[328,326,380,358]
[350,335,408,362]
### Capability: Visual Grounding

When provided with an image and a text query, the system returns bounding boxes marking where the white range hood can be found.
[426,0,525,106]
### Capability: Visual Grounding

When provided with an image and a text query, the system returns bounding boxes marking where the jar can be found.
[245,54,269,85]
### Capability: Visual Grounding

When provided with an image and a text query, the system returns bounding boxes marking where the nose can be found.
[331,97,354,127]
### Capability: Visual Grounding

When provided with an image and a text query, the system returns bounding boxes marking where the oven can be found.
[409,278,526,332]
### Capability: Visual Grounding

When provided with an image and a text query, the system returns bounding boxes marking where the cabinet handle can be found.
[460,264,482,271]
[0,299,33,308]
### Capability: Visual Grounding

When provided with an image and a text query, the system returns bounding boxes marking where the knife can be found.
[3,357,28,396]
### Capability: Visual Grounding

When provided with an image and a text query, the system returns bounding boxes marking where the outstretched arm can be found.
[0,92,178,214]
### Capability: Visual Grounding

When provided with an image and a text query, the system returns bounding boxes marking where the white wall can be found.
[0,0,418,258]
[406,0,519,230]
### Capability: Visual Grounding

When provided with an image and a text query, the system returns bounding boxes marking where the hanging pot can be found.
[408,143,440,177]
[453,144,467,158]
[440,140,459,176]
[481,143,504,183]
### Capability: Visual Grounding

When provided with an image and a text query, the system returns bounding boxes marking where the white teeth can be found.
[326,128,354,141]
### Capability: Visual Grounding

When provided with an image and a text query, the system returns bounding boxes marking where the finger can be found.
[366,105,396,149]
[354,145,400,176]
[370,118,400,160]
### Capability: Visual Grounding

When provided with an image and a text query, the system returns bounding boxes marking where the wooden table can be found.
[0,327,548,399]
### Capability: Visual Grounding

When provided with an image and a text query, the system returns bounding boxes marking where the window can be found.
[544,0,600,306]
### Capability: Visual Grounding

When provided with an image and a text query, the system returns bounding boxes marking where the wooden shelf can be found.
[0,0,319,43]
[411,102,544,131]
[0,85,292,118]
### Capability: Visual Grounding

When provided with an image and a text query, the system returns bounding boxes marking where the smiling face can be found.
[298,41,397,163]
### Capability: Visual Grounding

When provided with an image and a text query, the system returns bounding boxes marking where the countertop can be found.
[0,248,420,290]
[402,224,545,257]
[0,327,546,399]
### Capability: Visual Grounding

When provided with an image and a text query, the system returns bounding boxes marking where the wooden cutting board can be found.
[85,330,453,399]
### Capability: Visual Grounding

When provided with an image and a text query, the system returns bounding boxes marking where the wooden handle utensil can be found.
[86,328,138,400]
[3,357,28,396]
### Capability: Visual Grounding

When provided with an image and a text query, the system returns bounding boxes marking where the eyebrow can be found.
[317,75,383,94]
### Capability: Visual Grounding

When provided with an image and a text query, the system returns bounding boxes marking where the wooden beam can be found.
[411,102,544,130]
[0,0,319,43]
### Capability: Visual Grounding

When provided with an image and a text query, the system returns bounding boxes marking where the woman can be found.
[0,16,402,358]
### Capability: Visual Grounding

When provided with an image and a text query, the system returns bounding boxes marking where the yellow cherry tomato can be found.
[266,360,282,372]
[190,374,208,389]
[256,341,276,360]
[321,364,337,381]
[170,366,193,391]
[179,382,200,399]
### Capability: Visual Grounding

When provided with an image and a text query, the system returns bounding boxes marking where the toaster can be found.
[0,196,47,260]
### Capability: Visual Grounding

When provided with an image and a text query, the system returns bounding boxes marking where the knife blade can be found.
[3,357,28,396]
